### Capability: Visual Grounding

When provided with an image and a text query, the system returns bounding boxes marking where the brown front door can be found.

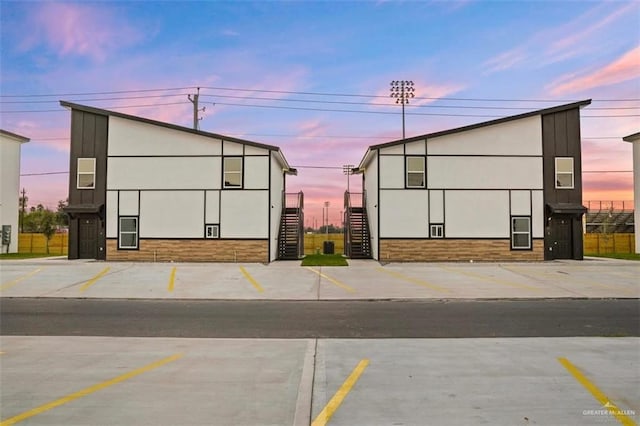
[78,217,98,259]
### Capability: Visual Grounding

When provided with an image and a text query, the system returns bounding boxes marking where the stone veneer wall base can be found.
[107,239,268,262]
[379,239,544,262]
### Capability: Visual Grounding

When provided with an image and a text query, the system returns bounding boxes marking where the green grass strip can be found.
[585,253,640,261]
[301,254,349,266]
[0,253,63,260]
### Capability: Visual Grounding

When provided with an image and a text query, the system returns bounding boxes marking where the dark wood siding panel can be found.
[554,111,568,157]
[567,108,582,197]
[67,109,109,260]
[542,110,583,205]
[68,111,108,207]
[541,114,556,204]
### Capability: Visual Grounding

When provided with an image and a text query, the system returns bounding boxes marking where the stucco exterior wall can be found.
[0,132,28,253]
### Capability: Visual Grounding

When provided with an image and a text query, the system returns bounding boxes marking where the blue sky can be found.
[1,0,638,225]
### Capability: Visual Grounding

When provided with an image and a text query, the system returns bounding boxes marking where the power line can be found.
[3,99,637,118]
[1,85,639,103]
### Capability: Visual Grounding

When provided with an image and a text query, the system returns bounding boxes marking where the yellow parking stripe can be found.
[167,267,177,292]
[79,267,110,292]
[558,357,637,426]
[306,267,355,293]
[377,267,450,293]
[0,353,183,426]
[312,359,369,426]
[239,266,264,293]
[0,268,43,292]
[439,265,540,291]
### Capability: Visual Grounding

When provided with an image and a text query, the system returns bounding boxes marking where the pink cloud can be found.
[548,3,636,56]
[548,45,640,95]
[20,3,146,61]
[484,2,637,73]
[483,48,527,74]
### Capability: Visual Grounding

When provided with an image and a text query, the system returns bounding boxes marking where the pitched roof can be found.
[369,99,592,150]
[59,101,296,174]
[0,129,30,143]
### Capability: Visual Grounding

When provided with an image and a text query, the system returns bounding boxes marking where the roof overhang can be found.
[63,204,104,218]
[622,132,640,143]
[0,129,30,143]
[546,203,587,215]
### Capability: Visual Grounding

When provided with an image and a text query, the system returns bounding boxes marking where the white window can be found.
[511,216,531,249]
[555,157,574,189]
[223,157,243,188]
[205,224,219,239]
[119,217,138,249]
[77,158,96,189]
[430,224,444,238]
[406,156,425,188]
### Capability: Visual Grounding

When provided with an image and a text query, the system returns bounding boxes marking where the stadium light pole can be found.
[390,80,415,139]
[343,164,354,193]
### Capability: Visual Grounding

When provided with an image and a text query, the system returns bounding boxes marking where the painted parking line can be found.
[558,357,637,426]
[167,267,177,292]
[312,358,370,426]
[79,267,111,292]
[508,266,634,293]
[0,268,43,292]
[306,267,355,293]
[376,267,450,293]
[0,353,183,426]
[239,266,264,293]
[439,265,540,291]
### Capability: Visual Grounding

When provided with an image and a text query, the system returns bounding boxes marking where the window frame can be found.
[511,216,531,250]
[405,156,426,189]
[205,224,220,239]
[118,216,139,250]
[430,223,444,238]
[77,158,96,189]
[223,156,243,189]
[555,157,574,189]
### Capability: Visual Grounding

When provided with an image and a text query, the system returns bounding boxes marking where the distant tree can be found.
[40,211,57,254]
[56,199,69,227]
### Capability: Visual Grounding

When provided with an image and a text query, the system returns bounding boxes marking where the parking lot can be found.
[0,257,638,300]
[1,336,638,425]
[1,258,638,425]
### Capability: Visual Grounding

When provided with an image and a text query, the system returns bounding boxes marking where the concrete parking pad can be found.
[0,337,308,426]
[0,257,637,300]
[312,338,639,426]
[1,337,636,426]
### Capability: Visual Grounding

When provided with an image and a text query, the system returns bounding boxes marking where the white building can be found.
[348,100,591,262]
[622,131,639,254]
[61,102,301,262]
[0,129,29,253]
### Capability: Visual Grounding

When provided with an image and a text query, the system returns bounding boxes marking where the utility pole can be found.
[20,188,27,233]
[188,87,206,130]
[390,80,415,139]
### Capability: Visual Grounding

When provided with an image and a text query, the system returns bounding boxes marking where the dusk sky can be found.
[1,0,638,226]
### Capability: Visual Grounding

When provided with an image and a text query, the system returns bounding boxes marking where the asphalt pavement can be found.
[1,257,638,426]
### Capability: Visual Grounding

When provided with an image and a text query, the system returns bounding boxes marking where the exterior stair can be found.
[278,192,304,260]
[344,191,372,259]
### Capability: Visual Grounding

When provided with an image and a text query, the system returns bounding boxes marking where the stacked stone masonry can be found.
[379,239,544,262]
[106,239,268,262]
